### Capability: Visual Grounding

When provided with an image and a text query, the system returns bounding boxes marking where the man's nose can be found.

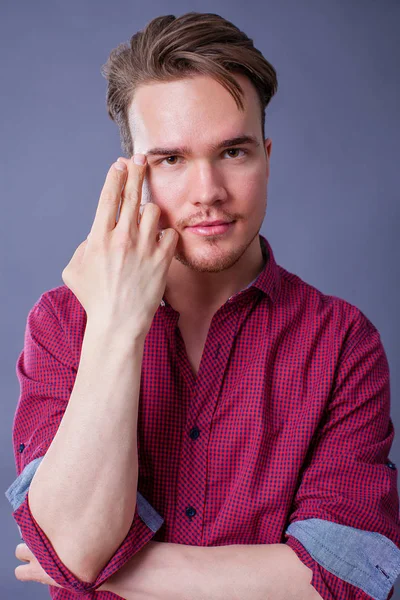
[190,161,228,206]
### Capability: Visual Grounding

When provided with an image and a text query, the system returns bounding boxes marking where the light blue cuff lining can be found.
[5,456,164,537]
[285,518,400,600]
[5,457,44,512]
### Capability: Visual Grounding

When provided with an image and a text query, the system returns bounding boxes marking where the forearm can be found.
[100,542,321,600]
[28,321,144,583]
[187,543,321,600]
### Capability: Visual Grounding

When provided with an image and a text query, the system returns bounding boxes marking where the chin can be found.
[174,233,254,273]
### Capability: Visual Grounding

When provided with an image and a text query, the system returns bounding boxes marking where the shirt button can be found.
[185,506,196,518]
[19,443,25,453]
[189,427,200,440]
[387,461,396,469]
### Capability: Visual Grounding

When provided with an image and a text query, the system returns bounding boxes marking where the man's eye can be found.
[225,148,247,159]
[160,148,248,166]
[162,156,180,165]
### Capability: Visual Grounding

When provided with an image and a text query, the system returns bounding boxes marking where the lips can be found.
[186,221,235,236]
[189,220,233,227]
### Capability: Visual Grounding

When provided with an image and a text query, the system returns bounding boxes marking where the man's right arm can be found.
[28,317,144,583]
[6,154,178,593]
[6,294,165,594]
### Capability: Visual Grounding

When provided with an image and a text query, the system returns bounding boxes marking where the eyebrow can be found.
[145,135,260,157]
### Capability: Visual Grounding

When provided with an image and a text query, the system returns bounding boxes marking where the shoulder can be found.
[28,284,86,362]
[277,265,380,349]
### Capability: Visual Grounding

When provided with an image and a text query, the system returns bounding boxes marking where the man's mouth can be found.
[186,221,236,236]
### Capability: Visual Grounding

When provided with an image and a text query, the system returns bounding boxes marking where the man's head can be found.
[101,12,278,274]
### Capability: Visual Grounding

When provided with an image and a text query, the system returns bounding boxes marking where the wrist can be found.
[84,318,146,351]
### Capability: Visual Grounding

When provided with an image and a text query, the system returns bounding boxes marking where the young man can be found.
[6,11,400,600]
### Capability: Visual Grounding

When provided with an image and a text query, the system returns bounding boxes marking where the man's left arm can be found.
[99,314,400,600]
[280,311,400,600]
[15,538,320,599]
[120,313,398,600]
[97,539,322,600]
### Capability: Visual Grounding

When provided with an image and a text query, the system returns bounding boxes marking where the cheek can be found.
[237,171,267,208]
[146,171,184,218]
[145,169,183,203]
[149,194,178,229]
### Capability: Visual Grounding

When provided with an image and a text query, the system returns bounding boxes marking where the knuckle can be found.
[112,229,133,250]
[102,193,118,205]
[62,264,77,287]
[86,234,104,251]
[62,261,73,274]
[142,202,161,217]
[124,183,140,202]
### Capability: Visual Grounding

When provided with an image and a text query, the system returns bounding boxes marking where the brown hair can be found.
[101,12,278,157]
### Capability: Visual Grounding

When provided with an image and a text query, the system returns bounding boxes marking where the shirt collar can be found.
[245,234,281,304]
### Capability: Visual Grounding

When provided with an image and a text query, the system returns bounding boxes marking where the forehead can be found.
[127,73,261,148]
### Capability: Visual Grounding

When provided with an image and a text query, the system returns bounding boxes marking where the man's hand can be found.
[13,540,170,597]
[15,543,62,588]
[61,153,178,340]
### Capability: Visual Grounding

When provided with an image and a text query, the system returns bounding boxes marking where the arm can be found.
[28,320,144,583]
[16,540,321,600]
[6,296,164,594]
[98,541,322,600]
[99,310,400,600]
[281,311,400,599]
[27,157,155,583]
[6,155,177,592]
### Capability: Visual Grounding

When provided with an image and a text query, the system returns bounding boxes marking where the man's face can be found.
[127,73,272,273]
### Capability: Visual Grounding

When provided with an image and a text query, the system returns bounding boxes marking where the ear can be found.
[264,138,272,160]
[264,138,272,178]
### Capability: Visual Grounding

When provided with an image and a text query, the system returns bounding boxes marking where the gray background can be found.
[1,0,399,597]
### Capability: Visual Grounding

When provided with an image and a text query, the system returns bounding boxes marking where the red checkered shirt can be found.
[5,234,400,599]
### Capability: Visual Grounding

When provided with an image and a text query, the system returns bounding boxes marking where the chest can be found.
[136,305,337,544]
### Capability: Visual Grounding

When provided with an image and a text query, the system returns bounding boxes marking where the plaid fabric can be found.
[5,234,399,599]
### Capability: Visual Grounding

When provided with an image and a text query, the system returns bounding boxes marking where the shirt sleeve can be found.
[4,295,165,595]
[283,310,400,600]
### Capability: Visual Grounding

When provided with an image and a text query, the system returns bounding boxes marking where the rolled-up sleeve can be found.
[283,315,400,600]
[4,295,164,594]
[285,520,398,600]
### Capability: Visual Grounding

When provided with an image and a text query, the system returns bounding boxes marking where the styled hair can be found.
[101,12,278,157]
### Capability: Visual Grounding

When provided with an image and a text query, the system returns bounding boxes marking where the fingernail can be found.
[114,161,126,171]
[133,153,146,165]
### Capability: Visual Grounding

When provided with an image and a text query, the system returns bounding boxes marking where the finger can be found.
[157,228,179,260]
[136,202,163,250]
[115,156,149,223]
[117,154,147,233]
[15,564,36,582]
[115,156,130,166]
[15,562,59,586]
[90,161,128,239]
[16,543,34,562]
